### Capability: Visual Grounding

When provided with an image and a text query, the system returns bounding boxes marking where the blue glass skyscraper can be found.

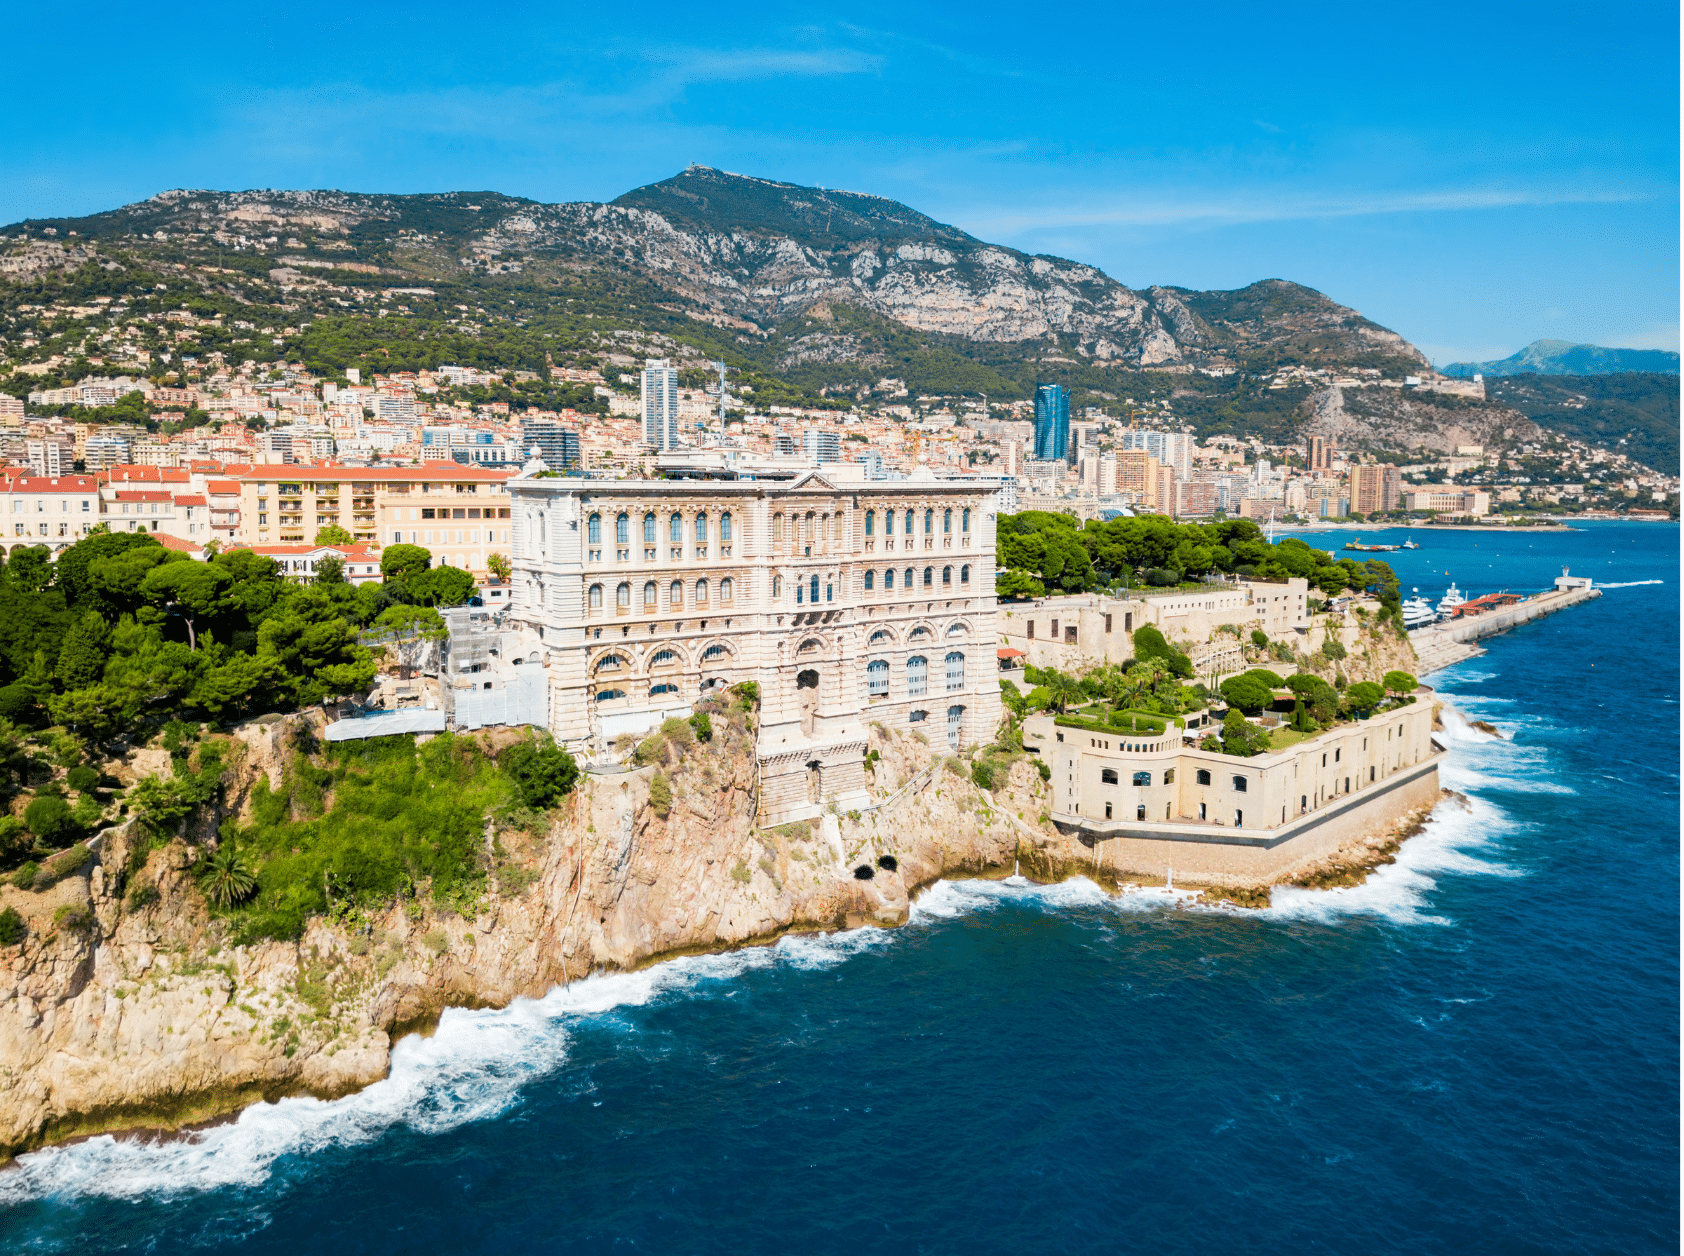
[1032,383,1070,464]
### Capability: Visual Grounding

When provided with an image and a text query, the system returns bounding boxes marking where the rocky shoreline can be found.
[0,704,1459,1162]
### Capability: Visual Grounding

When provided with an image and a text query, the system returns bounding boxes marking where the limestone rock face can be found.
[0,715,1090,1160]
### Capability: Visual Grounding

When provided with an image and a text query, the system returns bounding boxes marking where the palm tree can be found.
[1046,671,1086,714]
[200,846,256,908]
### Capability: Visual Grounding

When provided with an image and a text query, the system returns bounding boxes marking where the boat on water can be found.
[1401,590,1437,630]
[1400,537,1420,550]
[1436,581,1467,617]
[1344,541,1401,552]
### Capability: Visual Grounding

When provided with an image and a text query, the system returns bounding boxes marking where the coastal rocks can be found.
[0,707,1439,1159]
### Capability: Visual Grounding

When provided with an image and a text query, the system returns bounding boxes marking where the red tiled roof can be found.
[0,475,98,491]
[997,647,1026,658]
[112,491,173,502]
[204,480,243,495]
[174,495,207,506]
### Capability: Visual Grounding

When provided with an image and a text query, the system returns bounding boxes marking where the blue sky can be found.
[4,1,1676,362]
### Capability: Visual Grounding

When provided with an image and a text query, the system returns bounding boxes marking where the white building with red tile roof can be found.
[0,473,100,552]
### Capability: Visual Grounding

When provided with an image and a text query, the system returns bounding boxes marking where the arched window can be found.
[650,650,676,666]
[695,579,708,603]
[773,512,784,540]
[595,689,626,702]
[865,509,876,536]
[943,508,952,533]
[962,507,971,533]
[908,709,927,723]
[885,510,895,536]
[826,581,833,603]
[868,629,891,644]
[669,579,683,605]
[884,567,895,589]
[796,581,803,605]
[867,659,889,696]
[651,682,679,696]
[945,651,964,690]
[720,512,732,541]
[695,513,708,542]
[643,580,656,607]
[703,643,727,660]
[643,512,656,543]
[903,509,914,534]
[1232,776,1248,793]
[587,513,601,544]
[1196,769,1211,786]
[907,655,928,697]
[669,513,683,543]
[616,582,630,607]
[924,508,934,534]
[589,583,603,608]
[908,626,931,640]
[809,574,819,603]
[923,566,933,587]
[942,565,952,585]
[864,570,875,591]
[1163,769,1175,784]
[720,577,733,601]
[1132,771,1152,787]
[961,564,971,584]
[616,512,629,544]
[1101,768,1119,784]
[904,567,914,588]
[947,622,966,636]
[773,575,782,597]
[593,654,624,672]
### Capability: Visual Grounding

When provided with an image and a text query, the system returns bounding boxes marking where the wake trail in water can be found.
[1595,580,1663,588]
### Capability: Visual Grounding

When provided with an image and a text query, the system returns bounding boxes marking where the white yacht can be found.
[1401,590,1437,630]
[1436,581,1467,618]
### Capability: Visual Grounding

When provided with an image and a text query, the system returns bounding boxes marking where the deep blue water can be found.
[2,522,1677,1255]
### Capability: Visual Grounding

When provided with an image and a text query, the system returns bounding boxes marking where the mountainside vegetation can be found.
[1481,373,1679,472]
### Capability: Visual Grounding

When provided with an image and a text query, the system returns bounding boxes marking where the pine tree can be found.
[19,650,52,708]
[56,612,109,691]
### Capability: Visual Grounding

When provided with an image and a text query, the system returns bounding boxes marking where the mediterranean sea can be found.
[2,521,1676,1255]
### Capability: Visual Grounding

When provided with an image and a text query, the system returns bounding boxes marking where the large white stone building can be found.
[506,467,1005,825]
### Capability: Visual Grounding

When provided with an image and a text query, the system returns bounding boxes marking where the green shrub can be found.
[659,716,695,747]
[34,843,90,889]
[0,906,23,945]
[24,795,77,844]
[689,711,713,743]
[0,816,29,862]
[1250,629,1268,647]
[1322,638,1348,661]
[422,929,449,955]
[970,761,996,791]
[66,766,100,793]
[11,861,40,890]
[731,681,760,708]
[51,903,93,931]
[1035,760,1050,782]
[501,740,580,808]
[226,734,501,943]
[943,756,965,777]
[647,771,672,818]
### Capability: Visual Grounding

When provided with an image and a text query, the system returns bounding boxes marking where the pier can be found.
[1410,579,1602,674]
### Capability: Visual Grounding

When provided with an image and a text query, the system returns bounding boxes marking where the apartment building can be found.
[0,474,100,551]
[1348,463,1401,515]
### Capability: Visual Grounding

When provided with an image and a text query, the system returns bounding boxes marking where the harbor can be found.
[1408,568,1603,673]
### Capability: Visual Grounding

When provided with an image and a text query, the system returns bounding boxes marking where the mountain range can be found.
[0,168,1674,469]
[1443,339,1679,378]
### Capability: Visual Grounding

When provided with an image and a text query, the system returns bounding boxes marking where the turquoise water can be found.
[2,522,1676,1255]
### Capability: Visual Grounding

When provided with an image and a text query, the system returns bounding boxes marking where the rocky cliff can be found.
[7,168,1430,375]
[0,706,1145,1161]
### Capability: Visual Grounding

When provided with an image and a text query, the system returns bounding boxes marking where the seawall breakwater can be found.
[1410,585,1601,674]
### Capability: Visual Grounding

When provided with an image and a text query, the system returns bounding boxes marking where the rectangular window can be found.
[1104,614,1112,633]
[1051,619,1059,638]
